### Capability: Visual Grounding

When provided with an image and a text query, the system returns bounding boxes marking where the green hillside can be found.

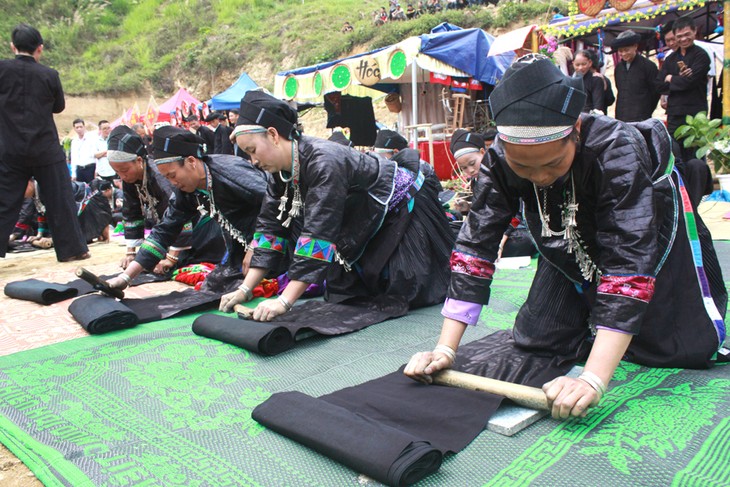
[0,0,561,96]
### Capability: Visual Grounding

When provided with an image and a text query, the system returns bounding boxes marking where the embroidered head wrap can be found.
[450,129,485,159]
[107,125,147,163]
[489,55,586,145]
[151,126,206,165]
[237,91,300,141]
[373,129,408,152]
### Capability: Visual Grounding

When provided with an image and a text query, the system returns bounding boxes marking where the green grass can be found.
[0,0,563,95]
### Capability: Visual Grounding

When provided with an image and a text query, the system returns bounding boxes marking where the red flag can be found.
[468,78,483,91]
[429,72,451,86]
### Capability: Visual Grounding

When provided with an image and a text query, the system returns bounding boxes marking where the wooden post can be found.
[724,1,730,125]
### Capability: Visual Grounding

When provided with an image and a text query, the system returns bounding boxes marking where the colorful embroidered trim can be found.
[140,239,165,261]
[450,251,495,279]
[181,222,193,235]
[597,275,656,303]
[251,232,288,254]
[294,237,336,262]
[124,219,144,228]
[676,170,726,346]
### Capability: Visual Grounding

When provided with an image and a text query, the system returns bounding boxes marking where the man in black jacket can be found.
[657,17,711,158]
[0,24,88,261]
[611,30,660,122]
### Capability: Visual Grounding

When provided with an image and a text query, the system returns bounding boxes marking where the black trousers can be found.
[75,164,96,183]
[0,158,88,260]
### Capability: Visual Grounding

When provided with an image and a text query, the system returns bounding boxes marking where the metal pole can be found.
[724,1,730,126]
[411,59,418,145]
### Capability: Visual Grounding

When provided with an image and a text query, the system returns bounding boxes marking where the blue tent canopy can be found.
[209,73,259,110]
[419,27,513,86]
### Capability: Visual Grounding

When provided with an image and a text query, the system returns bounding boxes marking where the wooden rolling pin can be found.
[75,267,125,300]
[433,369,549,411]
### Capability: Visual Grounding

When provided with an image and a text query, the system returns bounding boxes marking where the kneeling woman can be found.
[405,56,726,419]
[107,126,269,289]
[219,91,454,318]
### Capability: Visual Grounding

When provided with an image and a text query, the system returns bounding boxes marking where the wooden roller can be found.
[233,304,254,319]
[75,267,125,300]
[433,369,549,411]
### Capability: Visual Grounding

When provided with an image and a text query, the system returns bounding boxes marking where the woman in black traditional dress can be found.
[219,91,454,320]
[405,55,727,419]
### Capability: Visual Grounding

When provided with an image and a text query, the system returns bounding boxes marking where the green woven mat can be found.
[1,246,729,486]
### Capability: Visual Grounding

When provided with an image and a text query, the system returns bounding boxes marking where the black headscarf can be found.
[151,126,206,164]
[373,129,408,152]
[489,56,586,145]
[107,125,147,163]
[237,91,300,141]
[450,129,485,158]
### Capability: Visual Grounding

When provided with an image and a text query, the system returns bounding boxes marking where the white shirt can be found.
[95,135,115,177]
[70,134,98,176]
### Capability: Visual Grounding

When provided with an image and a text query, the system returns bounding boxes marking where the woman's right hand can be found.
[106,275,130,290]
[403,350,454,385]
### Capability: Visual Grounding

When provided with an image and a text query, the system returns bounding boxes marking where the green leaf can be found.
[683,135,695,148]
[708,119,722,128]
[674,126,691,138]
[686,114,695,125]
[697,146,710,158]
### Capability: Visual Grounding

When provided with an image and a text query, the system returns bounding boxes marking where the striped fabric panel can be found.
[140,239,165,261]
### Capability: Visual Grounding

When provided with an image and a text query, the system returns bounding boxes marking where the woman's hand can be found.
[251,298,288,322]
[543,376,600,419]
[153,258,175,274]
[107,275,130,290]
[120,254,136,270]
[403,350,455,385]
[242,249,253,275]
[219,287,253,312]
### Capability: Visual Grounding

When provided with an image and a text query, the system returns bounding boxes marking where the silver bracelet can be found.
[578,371,607,398]
[237,284,253,301]
[433,344,457,363]
[119,273,132,285]
[277,295,293,312]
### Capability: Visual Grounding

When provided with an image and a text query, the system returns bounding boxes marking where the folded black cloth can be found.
[252,391,442,487]
[4,279,79,305]
[192,314,294,356]
[253,331,575,485]
[68,295,139,334]
[192,295,408,355]
[68,289,220,334]
[4,272,171,305]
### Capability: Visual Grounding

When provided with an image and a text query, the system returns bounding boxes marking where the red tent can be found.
[157,88,201,123]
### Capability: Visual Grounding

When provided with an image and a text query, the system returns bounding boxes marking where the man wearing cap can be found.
[107,126,268,290]
[106,125,226,273]
[0,24,89,262]
[611,30,660,122]
[405,55,726,420]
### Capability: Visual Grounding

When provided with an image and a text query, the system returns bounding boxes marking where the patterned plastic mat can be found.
[0,246,729,486]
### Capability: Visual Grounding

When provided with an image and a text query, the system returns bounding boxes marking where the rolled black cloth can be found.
[192,314,294,356]
[4,279,78,305]
[68,295,139,334]
[252,391,442,487]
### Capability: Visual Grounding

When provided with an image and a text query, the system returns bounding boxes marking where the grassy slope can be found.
[0,0,562,96]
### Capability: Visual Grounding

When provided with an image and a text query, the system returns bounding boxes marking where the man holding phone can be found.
[657,17,711,161]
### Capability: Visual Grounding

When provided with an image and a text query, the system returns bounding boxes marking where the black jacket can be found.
[196,126,216,153]
[213,124,234,155]
[615,54,660,122]
[578,72,606,113]
[450,115,675,335]
[251,136,397,283]
[658,45,711,119]
[135,154,268,270]
[0,55,66,166]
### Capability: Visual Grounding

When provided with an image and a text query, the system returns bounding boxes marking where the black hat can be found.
[610,30,641,50]
[328,131,353,147]
[98,180,113,191]
[450,129,485,158]
[373,129,408,152]
[151,126,206,164]
[237,91,300,140]
[107,125,147,163]
[489,55,585,145]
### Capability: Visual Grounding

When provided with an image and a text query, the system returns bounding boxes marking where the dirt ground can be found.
[0,238,133,487]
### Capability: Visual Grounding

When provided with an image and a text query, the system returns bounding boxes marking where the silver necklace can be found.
[197,163,250,250]
[533,172,600,282]
[136,163,160,223]
[276,139,303,228]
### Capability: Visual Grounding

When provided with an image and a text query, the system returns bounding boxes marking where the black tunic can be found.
[213,124,234,155]
[614,54,660,122]
[657,45,711,132]
[578,72,606,113]
[448,115,726,368]
[135,155,268,271]
[250,137,453,308]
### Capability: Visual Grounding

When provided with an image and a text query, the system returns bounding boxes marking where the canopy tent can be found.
[274,25,513,138]
[209,73,259,111]
[540,0,720,50]
[157,88,202,123]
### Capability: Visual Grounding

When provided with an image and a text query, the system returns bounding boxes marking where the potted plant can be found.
[675,112,730,190]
